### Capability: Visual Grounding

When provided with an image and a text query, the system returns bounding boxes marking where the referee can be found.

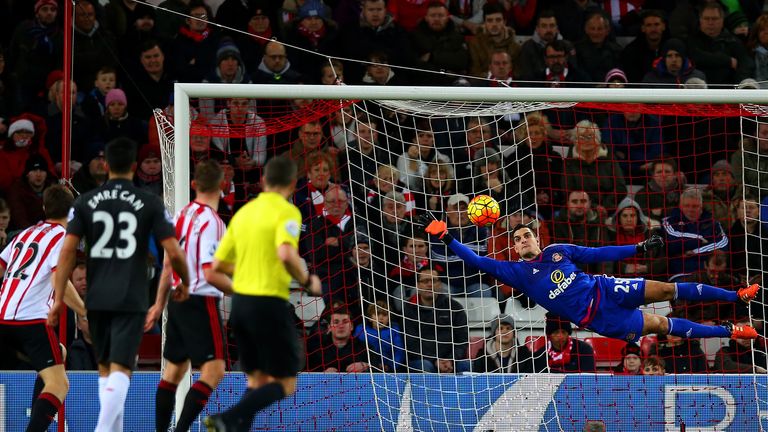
[205,155,321,432]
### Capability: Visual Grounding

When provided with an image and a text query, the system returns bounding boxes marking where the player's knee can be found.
[657,316,670,334]
[201,361,225,384]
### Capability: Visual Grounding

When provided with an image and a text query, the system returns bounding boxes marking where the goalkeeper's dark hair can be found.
[510,223,536,240]
[263,155,297,188]
[193,159,223,193]
[105,137,138,174]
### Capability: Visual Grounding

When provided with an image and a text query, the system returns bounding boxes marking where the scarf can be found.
[136,168,161,184]
[178,25,210,43]
[298,23,327,47]
[389,255,430,279]
[307,181,328,215]
[221,181,235,210]
[248,24,272,46]
[545,67,568,82]
[547,338,572,368]
[323,207,352,231]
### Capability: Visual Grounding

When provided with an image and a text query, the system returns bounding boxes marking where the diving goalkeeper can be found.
[423,218,758,342]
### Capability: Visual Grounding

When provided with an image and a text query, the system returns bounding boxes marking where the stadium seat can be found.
[585,337,626,368]
[454,297,501,331]
[137,333,162,370]
[505,297,547,330]
[469,336,485,360]
[289,290,325,328]
[525,335,546,353]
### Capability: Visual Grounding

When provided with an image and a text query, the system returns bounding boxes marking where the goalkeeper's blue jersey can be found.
[448,241,637,326]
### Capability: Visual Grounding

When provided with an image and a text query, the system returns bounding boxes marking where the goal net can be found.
[157,84,768,431]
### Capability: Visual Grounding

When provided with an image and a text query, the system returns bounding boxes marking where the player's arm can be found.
[278,243,321,296]
[145,258,172,331]
[204,265,233,295]
[48,235,80,327]
[568,235,664,263]
[160,237,190,301]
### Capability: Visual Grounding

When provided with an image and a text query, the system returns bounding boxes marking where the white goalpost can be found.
[159,83,768,431]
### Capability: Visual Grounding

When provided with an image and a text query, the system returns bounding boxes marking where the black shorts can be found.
[0,321,63,371]
[164,295,226,366]
[88,311,145,370]
[230,295,303,377]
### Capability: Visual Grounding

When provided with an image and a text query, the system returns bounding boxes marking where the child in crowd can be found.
[354,300,405,372]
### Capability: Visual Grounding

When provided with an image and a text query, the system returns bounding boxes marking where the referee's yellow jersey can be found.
[214,191,302,300]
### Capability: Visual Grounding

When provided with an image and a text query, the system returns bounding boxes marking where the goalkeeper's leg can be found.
[643,280,758,304]
[642,313,757,340]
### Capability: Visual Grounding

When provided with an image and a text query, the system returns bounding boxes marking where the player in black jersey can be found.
[49,138,190,432]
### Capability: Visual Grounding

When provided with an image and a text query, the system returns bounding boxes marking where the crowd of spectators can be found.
[1,0,768,376]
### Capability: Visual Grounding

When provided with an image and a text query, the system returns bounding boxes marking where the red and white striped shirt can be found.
[0,222,66,321]
[173,201,226,298]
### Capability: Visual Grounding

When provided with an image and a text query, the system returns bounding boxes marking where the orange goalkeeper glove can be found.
[418,214,453,244]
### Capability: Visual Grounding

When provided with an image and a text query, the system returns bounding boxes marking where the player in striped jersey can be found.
[0,185,86,432]
[145,160,232,432]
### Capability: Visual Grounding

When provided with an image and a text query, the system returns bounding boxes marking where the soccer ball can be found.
[467,195,501,227]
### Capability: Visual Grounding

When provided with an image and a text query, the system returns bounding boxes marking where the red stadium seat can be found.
[469,336,485,359]
[137,333,162,370]
[585,337,626,368]
[525,335,546,353]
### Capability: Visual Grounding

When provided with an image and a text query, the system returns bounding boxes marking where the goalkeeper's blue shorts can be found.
[585,276,646,343]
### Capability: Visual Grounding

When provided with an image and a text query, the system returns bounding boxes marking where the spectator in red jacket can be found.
[0,116,55,195]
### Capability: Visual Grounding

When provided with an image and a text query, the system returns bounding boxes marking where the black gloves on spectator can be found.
[636,234,663,254]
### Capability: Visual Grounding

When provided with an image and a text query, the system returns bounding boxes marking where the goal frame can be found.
[171,83,768,213]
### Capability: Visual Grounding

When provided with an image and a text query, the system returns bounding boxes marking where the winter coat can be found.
[687,29,753,85]
[533,338,596,373]
[661,207,728,276]
[354,322,405,372]
[642,55,707,86]
[562,145,628,213]
[472,339,545,373]
[410,19,469,77]
[468,26,521,77]
[403,293,468,362]
[601,114,663,180]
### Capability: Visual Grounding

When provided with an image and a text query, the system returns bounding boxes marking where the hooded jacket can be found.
[642,38,707,85]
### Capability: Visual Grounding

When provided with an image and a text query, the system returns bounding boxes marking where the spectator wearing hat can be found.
[0,115,55,194]
[687,2,753,85]
[216,0,277,38]
[642,38,707,87]
[532,312,595,373]
[620,10,668,83]
[234,7,275,76]
[472,314,545,373]
[605,197,658,279]
[134,143,163,197]
[278,0,333,35]
[574,11,622,84]
[72,0,118,93]
[203,37,252,86]
[123,39,175,121]
[170,1,220,84]
[7,0,63,110]
[702,159,739,228]
[613,342,643,375]
[284,0,340,79]
[70,148,107,195]
[604,68,627,88]
[6,154,55,231]
[409,1,469,85]
[99,89,147,145]
[429,192,492,297]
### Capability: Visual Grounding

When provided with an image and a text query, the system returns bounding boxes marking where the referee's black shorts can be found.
[88,311,145,370]
[164,295,226,366]
[0,321,64,371]
[230,294,303,377]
